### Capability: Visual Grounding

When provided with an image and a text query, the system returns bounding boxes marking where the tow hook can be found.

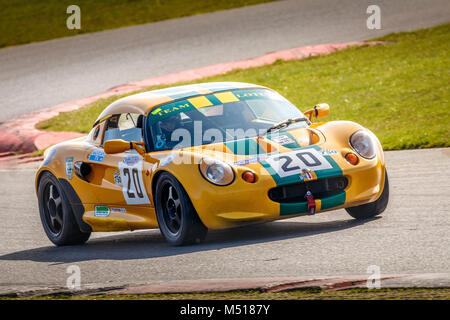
[305,191,316,215]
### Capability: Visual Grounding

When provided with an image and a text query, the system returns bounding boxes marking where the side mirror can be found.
[104,139,132,154]
[103,139,145,155]
[104,139,146,155]
[303,103,330,121]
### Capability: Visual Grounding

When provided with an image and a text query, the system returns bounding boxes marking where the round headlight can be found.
[199,158,235,186]
[349,130,376,159]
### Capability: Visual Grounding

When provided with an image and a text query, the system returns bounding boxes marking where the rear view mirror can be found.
[303,103,330,121]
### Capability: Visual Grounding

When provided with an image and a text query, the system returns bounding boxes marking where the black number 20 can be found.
[274,151,321,172]
[123,168,144,199]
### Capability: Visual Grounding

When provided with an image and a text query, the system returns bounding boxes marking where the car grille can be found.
[268,176,348,203]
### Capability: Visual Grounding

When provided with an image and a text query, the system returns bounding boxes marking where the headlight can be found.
[349,130,376,159]
[199,158,235,186]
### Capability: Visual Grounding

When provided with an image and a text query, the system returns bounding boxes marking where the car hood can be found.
[177,126,325,164]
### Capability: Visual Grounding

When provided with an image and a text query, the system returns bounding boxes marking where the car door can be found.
[85,113,152,207]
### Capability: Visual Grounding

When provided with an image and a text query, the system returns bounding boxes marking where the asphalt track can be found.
[0,0,449,122]
[0,148,448,294]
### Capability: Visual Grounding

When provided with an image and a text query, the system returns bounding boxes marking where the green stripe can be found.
[234,89,271,100]
[224,138,265,156]
[147,100,195,125]
[314,148,342,180]
[204,93,222,105]
[280,202,308,216]
[279,192,346,216]
[320,192,346,210]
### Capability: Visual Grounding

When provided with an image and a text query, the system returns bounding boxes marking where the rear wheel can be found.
[155,173,207,246]
[38,172,90,246]
[345,170,389,220]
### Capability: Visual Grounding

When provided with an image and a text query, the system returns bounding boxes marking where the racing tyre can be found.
[155,172,208,246]
[38,172,91,246]
[345,169,389,220]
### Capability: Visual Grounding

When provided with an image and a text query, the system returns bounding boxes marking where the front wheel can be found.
[37,172,91,246]
[345,169,389,220]
[155,173,208,246]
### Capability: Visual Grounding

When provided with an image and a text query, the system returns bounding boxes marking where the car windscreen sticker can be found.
[89,150,105,162]
[260,145,342,186]
[266,132,301,149]
[147,88,282,126]
[65,157,74,180]
[119,158,151,205]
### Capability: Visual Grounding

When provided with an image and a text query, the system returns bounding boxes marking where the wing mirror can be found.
[303,103,330,121]
[104,139,145,155]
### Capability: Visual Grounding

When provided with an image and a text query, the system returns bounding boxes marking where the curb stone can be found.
[1,273,448,298]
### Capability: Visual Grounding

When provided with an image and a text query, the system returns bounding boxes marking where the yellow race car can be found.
[36,82,388,246]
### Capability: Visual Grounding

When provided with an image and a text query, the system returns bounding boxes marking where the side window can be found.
[103,113,144,144]
[87,121,105,145]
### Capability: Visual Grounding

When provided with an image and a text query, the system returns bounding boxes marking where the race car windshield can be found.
[147,88,307,151]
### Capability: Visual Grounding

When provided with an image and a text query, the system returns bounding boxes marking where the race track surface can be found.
[0,0,449,121]
[0,148,448,293]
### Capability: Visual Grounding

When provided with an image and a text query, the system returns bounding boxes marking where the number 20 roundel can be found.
[265,148,332,178]
[118,159,151,205]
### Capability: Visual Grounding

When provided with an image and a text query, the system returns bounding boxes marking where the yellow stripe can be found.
[188,96,213,108]
[215,91,239,103]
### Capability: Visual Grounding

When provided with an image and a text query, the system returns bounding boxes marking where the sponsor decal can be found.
[114,170,122,186]
[123,155,140,166]
[300,168,313,181]
[321,149,338,156]
[94,206,110,217]
[270,135,295,146]
[89,150,105,162]
[65,157,74,180]
[234,155,268,166]
[111,208,126,213]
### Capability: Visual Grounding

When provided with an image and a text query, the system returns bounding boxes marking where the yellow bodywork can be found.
[35,83,386,233]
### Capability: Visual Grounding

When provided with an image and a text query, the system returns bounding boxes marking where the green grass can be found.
[3,288,450,300]
[0,0,277,48]
[36,24,450,150]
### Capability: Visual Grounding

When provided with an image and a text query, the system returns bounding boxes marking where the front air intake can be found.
[269,176,348,203]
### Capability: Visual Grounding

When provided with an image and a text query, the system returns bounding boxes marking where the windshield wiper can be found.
[259,117,310,137]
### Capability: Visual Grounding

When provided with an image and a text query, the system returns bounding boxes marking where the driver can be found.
[156,113,183,149]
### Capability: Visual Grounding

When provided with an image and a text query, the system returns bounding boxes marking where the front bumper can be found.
[186,150,385,230]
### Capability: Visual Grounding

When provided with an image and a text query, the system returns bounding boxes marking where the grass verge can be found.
[0,0,277,48]
[36,24,450,150]
[3,288,450,300]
